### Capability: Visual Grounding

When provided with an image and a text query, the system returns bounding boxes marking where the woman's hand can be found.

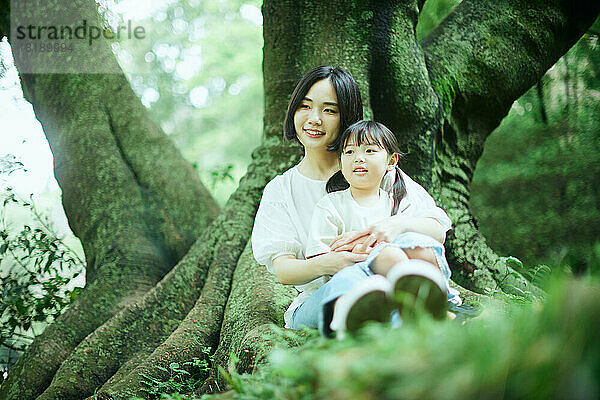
[314,251,367,276]
[329,230,370,252]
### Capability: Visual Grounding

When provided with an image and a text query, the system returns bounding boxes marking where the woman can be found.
[251,66,452,336]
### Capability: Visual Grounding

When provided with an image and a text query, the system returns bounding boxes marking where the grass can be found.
[207,272,600,400]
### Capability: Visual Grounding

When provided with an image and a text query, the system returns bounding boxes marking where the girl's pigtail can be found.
[391,165,407,215]
[326,170,350,193]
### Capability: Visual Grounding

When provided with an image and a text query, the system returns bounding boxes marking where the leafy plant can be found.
[140,347,212,397]
[0,155,25,179]
[0,187,85,379]
[208,164,235,190]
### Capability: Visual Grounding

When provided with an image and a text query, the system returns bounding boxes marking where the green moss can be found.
[431,76,456,119]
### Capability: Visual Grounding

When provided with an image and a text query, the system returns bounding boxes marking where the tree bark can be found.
[0,0,598,398]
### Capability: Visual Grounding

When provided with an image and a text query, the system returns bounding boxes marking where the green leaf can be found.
[504,256,523,270]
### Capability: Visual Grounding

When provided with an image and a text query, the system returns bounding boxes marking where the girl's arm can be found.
[272,251,367,285]
[364,214,446,247]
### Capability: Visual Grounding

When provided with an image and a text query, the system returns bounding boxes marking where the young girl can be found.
[305,120,455,337]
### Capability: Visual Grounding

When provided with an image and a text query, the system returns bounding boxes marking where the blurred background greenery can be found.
[470,40,600,274]
[1,0,599,380]
[103,0,264,204]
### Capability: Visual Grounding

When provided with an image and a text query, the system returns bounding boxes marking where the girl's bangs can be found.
[344,127,384,148]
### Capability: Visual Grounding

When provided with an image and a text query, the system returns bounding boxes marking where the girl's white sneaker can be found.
[329,275,393,340]
[386,259,449,320]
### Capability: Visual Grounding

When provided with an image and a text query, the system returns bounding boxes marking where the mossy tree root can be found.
[197,242,297,394]
[96,221,252,399]
[33,239,209,399]
[95,142,301,398]
[0,262,163,400]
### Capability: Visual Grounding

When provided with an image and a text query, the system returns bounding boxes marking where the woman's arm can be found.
[330,215,446,253]
[272,252,367,285]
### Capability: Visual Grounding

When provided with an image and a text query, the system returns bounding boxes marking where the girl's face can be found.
[294,79,341,151]
[340,137,398,191]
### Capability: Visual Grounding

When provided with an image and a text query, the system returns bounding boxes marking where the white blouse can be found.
[251,165,452,327]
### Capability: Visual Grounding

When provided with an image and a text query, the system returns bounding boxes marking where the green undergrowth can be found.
[139,347,212,397]
[203,273,599,400]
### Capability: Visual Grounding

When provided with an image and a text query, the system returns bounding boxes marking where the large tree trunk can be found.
[1,0,598,398]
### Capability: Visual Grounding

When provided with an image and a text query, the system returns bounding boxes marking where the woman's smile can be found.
[304,128,326,138]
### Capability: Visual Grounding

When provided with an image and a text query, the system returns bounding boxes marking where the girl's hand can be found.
[315,251,367,275]
[366,214,411,243]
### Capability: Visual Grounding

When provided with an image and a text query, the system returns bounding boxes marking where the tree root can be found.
[0,259,164,400]
[196,242,297,395]
[33,233,216,400]
[96,223,246,399]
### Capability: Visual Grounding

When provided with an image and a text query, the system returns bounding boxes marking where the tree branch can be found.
[421,0,598,294]
[422,0,600,139]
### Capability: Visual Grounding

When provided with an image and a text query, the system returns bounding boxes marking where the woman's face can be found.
[293,79,341,151]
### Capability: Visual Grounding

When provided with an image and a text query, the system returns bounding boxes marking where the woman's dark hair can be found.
[283,66,363,145]
[326,120,407,216]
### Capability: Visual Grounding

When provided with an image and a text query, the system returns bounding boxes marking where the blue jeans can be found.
[290,232,453,336]
[291,260,374,336]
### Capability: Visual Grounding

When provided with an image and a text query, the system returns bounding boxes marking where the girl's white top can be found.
[305,188,410,258]
[251,165,452,328]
